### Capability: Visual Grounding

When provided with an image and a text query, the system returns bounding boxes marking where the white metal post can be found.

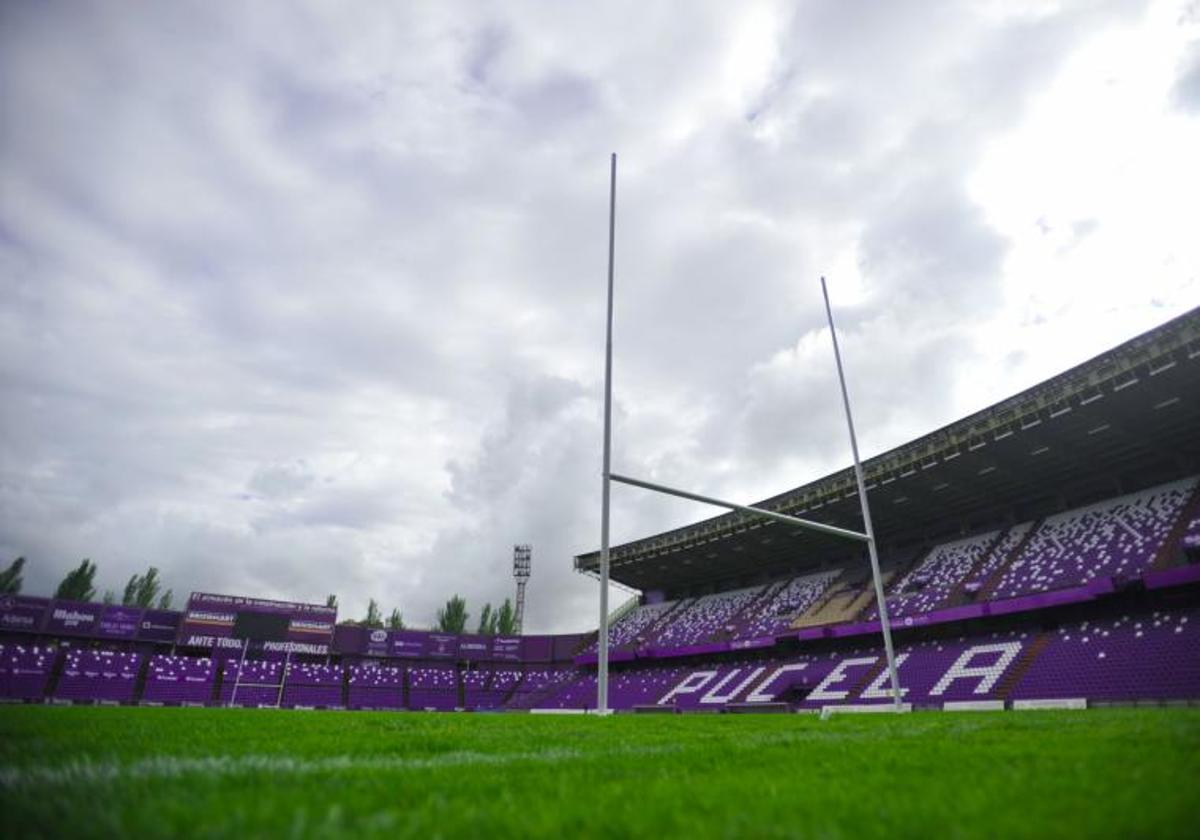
[821,277,903,709]
[228,638,249,708]
[597,153,617,715]
[276,648,290,708]
[609,473,869,543]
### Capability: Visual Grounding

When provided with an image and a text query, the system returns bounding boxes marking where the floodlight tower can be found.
[513,544,532,634]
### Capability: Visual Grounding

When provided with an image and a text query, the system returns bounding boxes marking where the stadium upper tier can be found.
[586,475,1199,653]
[575,306,1200,592]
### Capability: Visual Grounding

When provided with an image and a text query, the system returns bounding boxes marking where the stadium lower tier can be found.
[2,599,1197,712]
[543,603,1200,711]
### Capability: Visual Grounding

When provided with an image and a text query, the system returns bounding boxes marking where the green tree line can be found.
[5,557,523,637]
[1,556,172,608]
[339,593,517,635]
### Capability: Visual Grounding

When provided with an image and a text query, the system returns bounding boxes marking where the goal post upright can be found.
[597,152,617,715]
[820,276,903,710]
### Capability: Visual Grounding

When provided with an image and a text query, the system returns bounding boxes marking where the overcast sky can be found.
[2,1,1198,632]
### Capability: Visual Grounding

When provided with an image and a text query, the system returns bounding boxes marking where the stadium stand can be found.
[220,660,283,707]
[0,643,56,701]
[1010,608,1200,702]
[741,570,841,637]
[408,664,458,711]
[505,667,578,709]
[53,648,142,704]
[533,602,1200,711]
[794,568,893,628]
[281,662,343,709]
[142,655,214,705]
[347,664,404,710]
[652,585,764,647]
[598,599,676,649]
[463,666,526,710]
[989,479,1195,599]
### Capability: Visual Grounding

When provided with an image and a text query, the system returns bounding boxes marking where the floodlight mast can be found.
[513,544,532,635]
[597,152,617,715]
[821,277,903,710]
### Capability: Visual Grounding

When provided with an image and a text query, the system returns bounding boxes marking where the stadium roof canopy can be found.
[575,307,1200,594]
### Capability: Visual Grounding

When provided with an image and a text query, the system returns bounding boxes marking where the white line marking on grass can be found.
[0,744,681,790]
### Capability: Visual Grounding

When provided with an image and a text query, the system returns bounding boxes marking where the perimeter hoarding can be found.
[520,635,554,662]
[424,633,459,659]
[42,601,106,637]
[138,609,182,643]
[388,630,427,658]
[490,636,521,661]
[96,605,142,640]
[177,593,337,654]
[457,634,490,660]
[365,627,390,657]
[0,595,49,634]
[341,629,526,661]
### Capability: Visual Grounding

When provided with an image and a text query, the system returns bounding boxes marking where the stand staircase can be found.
[942,527,1015,608]
[976,518,1045,601]
[997,631,1053,700]
[131,655,152,704]
[1150,480,1200,571]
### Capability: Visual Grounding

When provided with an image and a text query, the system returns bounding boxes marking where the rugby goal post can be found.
[595,153,902,713]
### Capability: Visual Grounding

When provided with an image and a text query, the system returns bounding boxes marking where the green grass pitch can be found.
[1,706,1197,838]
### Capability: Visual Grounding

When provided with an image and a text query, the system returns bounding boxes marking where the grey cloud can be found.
[247,461,317,500]
[1172,40,1200,113]
[1,0,1186,632]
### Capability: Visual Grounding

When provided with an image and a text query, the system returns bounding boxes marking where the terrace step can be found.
[1150,479,1200,571]
[977,519,1045,601]
[706,583,774,642]
[42,648,68,699]
[850,656,890,697]
[132,655,152,704]
[943,527,1013,608]
[518,671,582,710]
[997,631,1052,700]
[639,597,695,647]
[882,549,929,598]
[792,567,871,629]
[571,632,598,657]
[845,571,898,623]
[210,659,225,705]
[500,676,521,706]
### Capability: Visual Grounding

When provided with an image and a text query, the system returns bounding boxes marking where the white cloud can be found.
[1,0,1196,631]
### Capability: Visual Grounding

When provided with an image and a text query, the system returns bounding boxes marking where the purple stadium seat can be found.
[991,479,1195,600]
[348,664,404,709]
[53,648,142,704]
[142,655,215,705]
[0,643,57,701]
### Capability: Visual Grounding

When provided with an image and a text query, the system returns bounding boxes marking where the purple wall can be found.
[0,595,49,633]
[138,609,182,642]
[42,601,106,637]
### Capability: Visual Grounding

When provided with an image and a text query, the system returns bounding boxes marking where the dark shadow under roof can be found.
[575,306,1200,593]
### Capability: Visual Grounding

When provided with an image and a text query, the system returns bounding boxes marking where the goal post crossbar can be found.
[608,472,870,543]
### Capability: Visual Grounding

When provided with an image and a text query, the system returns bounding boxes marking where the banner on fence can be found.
[177,592,337,653]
